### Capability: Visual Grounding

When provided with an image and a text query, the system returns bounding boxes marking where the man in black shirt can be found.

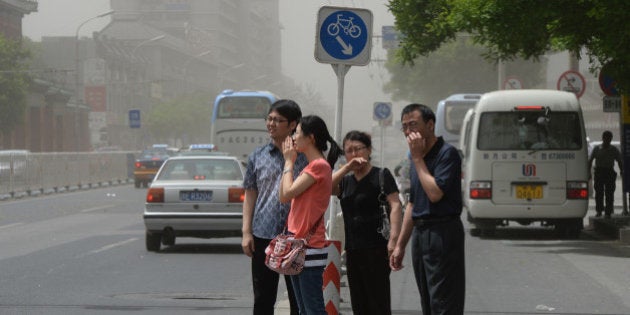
[390,104,465,315]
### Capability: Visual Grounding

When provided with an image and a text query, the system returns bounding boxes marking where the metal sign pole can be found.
[380,121,385,167]
[332,64,351,143]
[328,64,350,238]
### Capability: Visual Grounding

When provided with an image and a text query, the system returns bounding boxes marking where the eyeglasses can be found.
[265,117,288,124]
[400,120,420,131]
[344,146,367,155]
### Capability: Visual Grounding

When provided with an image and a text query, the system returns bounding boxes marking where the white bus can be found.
[210,90,278,161]
[435,93,482,149]
[459,90,589,238]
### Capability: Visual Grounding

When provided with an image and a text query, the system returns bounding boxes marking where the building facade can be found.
[1,0,91,152]
[90,0,282,149]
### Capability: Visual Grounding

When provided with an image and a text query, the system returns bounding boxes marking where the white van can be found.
[435,93,482,149]
[460,90,589,238]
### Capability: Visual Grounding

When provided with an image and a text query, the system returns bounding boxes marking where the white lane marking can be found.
[0,222,24,230]
[76,238,138,258]
[81,204,116,213]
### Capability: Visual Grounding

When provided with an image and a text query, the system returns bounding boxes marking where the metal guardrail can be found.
[0,151,138,200]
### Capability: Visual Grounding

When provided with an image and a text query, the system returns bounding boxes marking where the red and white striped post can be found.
[323,240,341,315]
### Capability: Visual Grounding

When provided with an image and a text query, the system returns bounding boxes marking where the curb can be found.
[588,215,630,244]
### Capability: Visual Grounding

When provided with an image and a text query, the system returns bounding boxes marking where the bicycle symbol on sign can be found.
[327,14,361,38]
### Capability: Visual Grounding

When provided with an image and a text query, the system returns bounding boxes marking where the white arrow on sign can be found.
[335,36,353,55]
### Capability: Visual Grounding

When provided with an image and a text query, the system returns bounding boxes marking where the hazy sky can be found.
[23,0,398,134]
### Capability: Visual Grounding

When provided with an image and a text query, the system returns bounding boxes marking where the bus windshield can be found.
[478,111,583,150]
[216,96,271,119]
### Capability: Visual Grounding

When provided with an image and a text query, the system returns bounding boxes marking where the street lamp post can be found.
[74,10,113,151]
[130,35,166,107]
[129,35,166,149]
[131,35,166,55]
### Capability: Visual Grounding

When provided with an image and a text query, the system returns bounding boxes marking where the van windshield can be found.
[478,111,583,150]
[444,101,477,134]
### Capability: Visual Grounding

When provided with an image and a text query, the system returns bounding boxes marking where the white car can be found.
[143,155,245,251]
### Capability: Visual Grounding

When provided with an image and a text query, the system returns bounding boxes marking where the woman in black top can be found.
[332,130,402,315]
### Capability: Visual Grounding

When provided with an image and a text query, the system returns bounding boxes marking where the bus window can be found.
[435,93,482,149]
[210,90,278,162]
[217,96,270,119]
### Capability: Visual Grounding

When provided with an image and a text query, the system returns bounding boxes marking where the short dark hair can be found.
[342,130,372,149]
[269,99,302,123]
[602,130,613,140]
[400,103,435,124]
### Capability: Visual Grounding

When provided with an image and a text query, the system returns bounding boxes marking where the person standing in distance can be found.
[389,103,466,315]
[588,130,623,218]
[242,99,307,315]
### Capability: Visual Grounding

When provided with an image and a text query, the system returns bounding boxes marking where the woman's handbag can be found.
[377,168,391,240]
[265,216,322,275]
[264,235,307,275]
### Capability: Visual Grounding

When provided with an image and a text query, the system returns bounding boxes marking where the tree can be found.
[0,35,30,136]
[387,0,630,92]
[145,91,214,145]
[383,36,546,107]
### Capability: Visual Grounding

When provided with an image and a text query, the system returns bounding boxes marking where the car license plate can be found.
[515,185,542,199]
[180,190,213,202]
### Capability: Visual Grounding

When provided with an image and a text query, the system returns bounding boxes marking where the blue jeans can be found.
[290,266,326,315]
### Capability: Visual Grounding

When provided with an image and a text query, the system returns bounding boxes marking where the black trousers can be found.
[411,218,465,315]
[252,236,298,315]
[594,168,617,215]
[346,246,392,315]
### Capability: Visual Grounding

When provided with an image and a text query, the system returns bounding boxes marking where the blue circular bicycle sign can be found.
[374,102,392,121]
[315,6,372,66]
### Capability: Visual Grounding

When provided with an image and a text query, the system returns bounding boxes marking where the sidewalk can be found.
[275,268,352,314]
[585,209,630,244]
[275,201,630,314]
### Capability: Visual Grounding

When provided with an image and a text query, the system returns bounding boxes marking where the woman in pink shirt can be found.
[279,115,342,315]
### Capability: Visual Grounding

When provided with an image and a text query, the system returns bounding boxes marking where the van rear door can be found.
[492,160,566,205]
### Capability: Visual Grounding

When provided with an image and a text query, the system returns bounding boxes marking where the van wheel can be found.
[162,234,176,246]
[471,220,496,237]
[146,231,162,252]
[555,219,582,239]
[480,228,496,237]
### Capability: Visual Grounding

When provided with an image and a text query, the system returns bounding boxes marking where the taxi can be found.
[134,144,171,188]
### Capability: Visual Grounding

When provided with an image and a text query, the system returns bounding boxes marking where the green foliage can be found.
[0,35,30,135]
[383,36,546,107]
[387,0,630,92]
[145,91,214,144]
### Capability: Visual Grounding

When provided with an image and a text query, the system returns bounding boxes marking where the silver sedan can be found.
[143,155,244,251]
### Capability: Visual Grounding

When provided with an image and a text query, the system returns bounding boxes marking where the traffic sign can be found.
[373,102,392,127]
[503,76,523,90]
[382,26,399,50]
[599,63,619,96]
[373,102,392,121]
[603,96,621,112]
[129,109,141,128]
[557,70,586,98]
[315,6,373,66]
